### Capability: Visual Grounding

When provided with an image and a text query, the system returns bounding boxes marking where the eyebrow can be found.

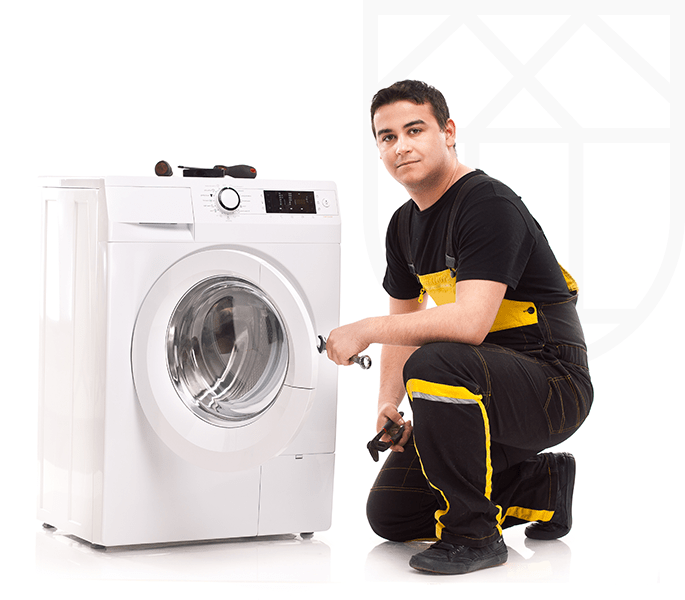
[376,119,427,138]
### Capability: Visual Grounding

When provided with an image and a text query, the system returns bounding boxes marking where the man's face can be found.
[373,100,456,191]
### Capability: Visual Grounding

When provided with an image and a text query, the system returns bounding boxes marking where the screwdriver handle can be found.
[214,164,257,179]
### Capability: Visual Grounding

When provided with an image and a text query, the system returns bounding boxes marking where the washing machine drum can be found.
[132,249,318,472]
[167,276,289,427]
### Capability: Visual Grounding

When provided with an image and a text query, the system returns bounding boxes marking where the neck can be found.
[409,161,474,211]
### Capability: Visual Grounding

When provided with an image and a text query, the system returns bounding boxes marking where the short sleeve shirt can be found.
[383,170,571,305]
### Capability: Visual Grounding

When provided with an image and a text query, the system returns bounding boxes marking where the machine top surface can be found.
[40,175,341,243]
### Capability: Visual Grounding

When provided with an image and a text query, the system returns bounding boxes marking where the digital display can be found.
[264,190,317,214]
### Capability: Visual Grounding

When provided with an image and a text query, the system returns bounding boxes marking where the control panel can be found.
[198,183,338,219]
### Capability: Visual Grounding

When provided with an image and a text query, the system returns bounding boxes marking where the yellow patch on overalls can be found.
[559,265,578,292]
[416,270,455,305]
[416,269,540,333]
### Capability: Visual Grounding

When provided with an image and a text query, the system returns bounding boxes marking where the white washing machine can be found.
[37,175,340,548]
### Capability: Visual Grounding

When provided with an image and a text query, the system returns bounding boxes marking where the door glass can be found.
[166,276,288,427]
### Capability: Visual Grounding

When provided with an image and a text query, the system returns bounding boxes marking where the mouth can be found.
[396,160,419,169]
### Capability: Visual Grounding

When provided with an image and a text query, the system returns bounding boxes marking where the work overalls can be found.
[366,176,593,547]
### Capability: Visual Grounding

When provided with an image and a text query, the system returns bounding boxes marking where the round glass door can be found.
[132,248,318,471]
[166,276,288,427]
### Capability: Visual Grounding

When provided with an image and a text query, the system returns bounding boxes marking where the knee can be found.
[403,344,437,384]
[402,342,474,386]
[366,491,406,542]
[366,488,436,542]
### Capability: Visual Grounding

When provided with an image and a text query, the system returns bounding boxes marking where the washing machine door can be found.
[131,248,318,472]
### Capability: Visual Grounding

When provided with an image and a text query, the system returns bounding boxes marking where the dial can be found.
[217,187,241,211]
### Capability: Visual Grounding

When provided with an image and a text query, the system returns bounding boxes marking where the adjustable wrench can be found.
[317,335,372,370]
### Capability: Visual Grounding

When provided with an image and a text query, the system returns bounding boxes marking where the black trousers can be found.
[366,341,593,548]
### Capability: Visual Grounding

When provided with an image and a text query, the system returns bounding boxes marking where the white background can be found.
[1,1,682,597]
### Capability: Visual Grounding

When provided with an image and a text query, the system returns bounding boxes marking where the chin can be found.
[395,173,424,189]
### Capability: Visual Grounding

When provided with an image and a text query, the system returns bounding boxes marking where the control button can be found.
[217,187,241,211]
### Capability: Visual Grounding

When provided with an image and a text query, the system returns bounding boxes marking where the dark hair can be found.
[370,80,451,137]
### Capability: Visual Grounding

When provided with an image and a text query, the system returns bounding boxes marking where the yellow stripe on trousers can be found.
[502,506,554,523]
[405,379,500,540]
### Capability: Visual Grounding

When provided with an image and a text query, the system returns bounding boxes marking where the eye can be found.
[381,134,395,143]
[408,127,422,135]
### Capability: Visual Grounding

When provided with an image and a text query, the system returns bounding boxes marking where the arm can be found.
[325,278,507,364]
[327,279,506,452]
[375,297,426,451]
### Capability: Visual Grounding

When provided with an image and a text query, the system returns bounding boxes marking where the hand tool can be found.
[316,335,371,370]
[154,160,173,176]
[367,412,405,462]
[214,164,257,179]
[177,164,258,178]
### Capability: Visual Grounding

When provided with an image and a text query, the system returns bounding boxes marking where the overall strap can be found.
[397,173,488,282]
[397,198,418,280]
[445,174,488,277]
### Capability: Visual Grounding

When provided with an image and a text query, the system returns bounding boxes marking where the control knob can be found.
[217,187,241,211]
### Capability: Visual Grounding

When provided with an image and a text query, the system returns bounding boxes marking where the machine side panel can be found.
[37,187,107,542]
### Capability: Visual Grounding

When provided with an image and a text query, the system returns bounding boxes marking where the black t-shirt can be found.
[383,170,571,304]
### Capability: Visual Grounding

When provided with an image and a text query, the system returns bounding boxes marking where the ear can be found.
[443,118,456,147]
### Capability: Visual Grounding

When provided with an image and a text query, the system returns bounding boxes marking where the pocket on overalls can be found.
[417,269,455,306]
[544,374,584,435]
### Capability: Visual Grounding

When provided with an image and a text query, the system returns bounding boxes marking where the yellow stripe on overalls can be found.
[405,379,500,540]
[501,506,554,524]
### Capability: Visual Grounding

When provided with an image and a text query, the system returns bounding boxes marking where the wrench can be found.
[317,335,372,370]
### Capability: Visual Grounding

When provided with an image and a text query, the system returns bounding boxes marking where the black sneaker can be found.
[409,538,508,575]
[525,452,576,540]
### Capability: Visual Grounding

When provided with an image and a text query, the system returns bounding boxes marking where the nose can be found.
[396,133,412,155]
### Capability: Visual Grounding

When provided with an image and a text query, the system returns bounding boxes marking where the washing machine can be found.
[37,175,340,547]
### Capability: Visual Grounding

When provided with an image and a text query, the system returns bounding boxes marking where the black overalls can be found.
[367,174,593,547]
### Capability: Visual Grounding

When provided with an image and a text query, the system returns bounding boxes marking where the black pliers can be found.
[367,412,405,462]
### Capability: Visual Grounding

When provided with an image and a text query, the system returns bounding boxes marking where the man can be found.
[325,80,592,575]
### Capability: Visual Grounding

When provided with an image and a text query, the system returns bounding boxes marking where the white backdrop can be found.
[1,0,681,595]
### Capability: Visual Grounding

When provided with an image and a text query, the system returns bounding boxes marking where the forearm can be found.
[361,280,507,349]
[363,302,483,348]
[376,342,416,449]
[378,343,416,411]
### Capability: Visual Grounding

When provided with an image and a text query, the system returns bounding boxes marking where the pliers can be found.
[367,412,405,462]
